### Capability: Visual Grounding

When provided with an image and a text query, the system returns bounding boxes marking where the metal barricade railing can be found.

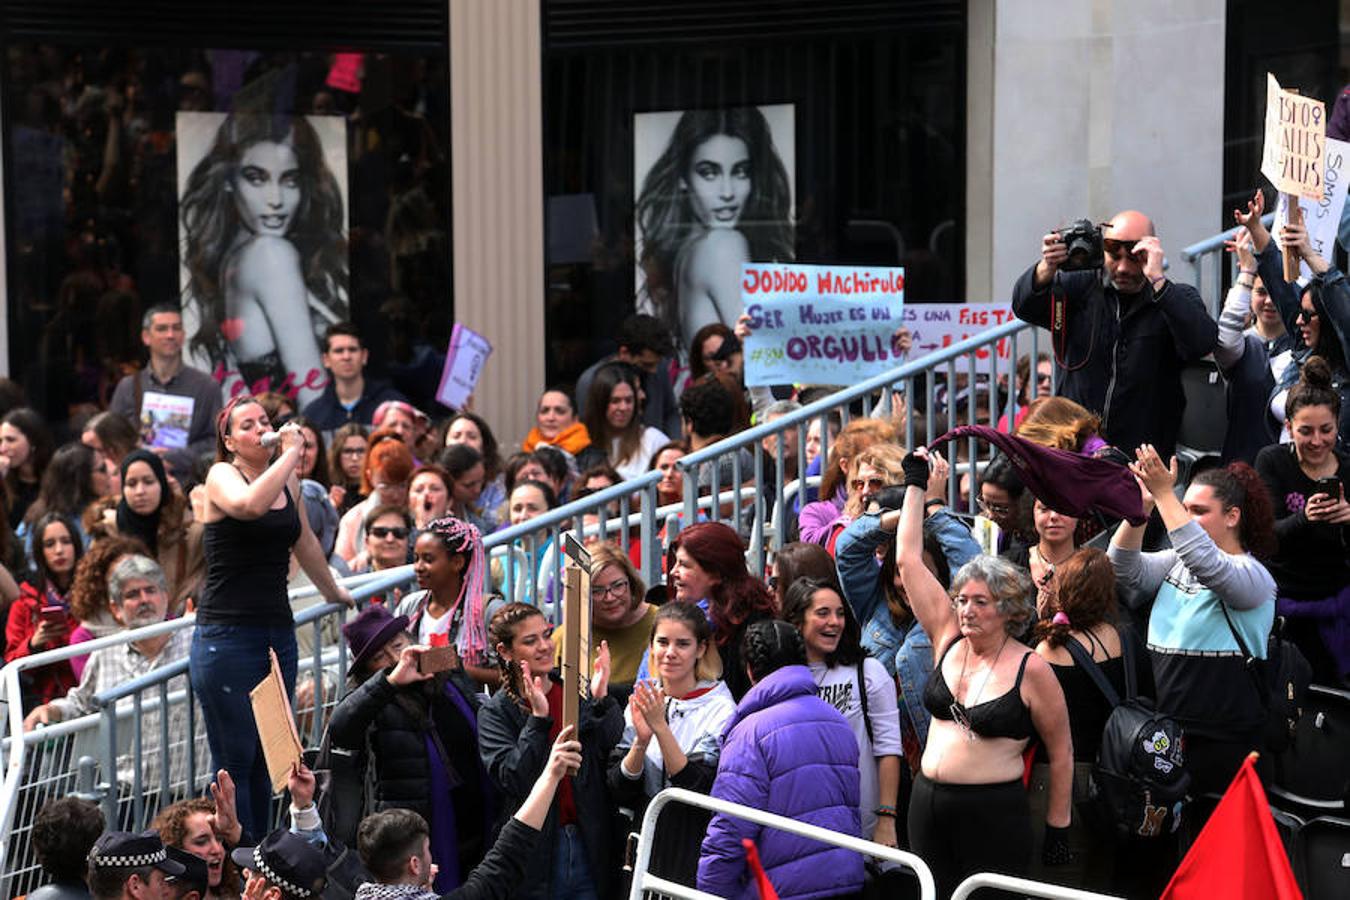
[0,565,415,895]
[951,873,1122,899]
[1180,211,1275,318]
[628,787,937,900]
[677,319,1048,570]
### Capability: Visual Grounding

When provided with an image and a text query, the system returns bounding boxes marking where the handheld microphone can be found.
[260,431,283,448]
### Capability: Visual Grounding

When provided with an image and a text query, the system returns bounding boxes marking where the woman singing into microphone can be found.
[189,395,352,840]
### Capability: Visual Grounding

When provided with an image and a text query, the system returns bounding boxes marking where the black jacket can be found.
[606,743,718,887]
[1011,265,1217,458]
[476,678,625,900]
[302,377,408,433]
[324,669,492,874]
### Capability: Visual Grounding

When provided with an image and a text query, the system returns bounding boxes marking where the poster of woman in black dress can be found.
[176,111,349,406]
[634,105,795,360]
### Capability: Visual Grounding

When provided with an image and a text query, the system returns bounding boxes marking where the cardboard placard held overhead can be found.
[1261,74,1327,202]
[1273,135,1350,281]
[249,649,303,794]
[559,535,592,735]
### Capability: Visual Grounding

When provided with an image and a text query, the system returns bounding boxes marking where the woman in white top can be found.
[781,575,902,849]
[581,363,668,482]
[608,602,735,887]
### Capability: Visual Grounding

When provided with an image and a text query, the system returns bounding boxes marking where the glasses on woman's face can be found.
[340,447,365,457]
[978,497,1012,517]
[850,475,886,494]
[1297,308,1320,323]
[590,578,630,600]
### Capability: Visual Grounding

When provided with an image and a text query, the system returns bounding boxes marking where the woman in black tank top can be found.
[897,449,1074,898]
[189,395,353,840]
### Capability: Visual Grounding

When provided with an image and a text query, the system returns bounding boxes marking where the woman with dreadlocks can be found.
[396,515,499,689]
[477,603,623,900]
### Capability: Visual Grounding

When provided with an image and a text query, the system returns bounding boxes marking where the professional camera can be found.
[1057,219,1104,271]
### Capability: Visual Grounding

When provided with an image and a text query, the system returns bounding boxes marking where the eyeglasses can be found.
[370,526,409,540]
[591,579,630,600]
[978,498,1012,517]
[850,476,887,493]
[1297,308,1320,323]
[1103,239,1139,259]
[340,447,366,457]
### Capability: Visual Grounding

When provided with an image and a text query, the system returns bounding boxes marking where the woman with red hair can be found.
[334,429,415,564]
[641,521,777,699]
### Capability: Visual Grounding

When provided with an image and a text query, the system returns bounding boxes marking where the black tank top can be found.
[198,484,300,627]
[923,636,1036,741]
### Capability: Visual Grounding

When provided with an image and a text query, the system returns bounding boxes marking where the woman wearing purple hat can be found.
[323,603,494,895]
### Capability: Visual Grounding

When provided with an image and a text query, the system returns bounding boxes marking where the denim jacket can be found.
[835,508,981,750]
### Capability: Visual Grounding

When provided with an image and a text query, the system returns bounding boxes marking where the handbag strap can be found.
[1217,599,1256,664]
[1063,634,1122,708]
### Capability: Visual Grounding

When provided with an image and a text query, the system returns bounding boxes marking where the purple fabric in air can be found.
[931,425,1148,526]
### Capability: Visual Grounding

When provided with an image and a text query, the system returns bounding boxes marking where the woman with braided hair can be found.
[396,514,498,688]
[477,603,623,900]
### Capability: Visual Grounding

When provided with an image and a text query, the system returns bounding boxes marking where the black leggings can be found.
[907,774,1032,898]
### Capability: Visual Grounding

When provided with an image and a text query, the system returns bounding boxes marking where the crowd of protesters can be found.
[10,189,1350,900]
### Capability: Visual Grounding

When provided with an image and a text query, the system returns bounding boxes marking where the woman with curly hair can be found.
[1109,445,1277,799]
[180,113,347,405]
[657,521,778,700]
[897,449,1073,896]
[152,792,242,899]
[477,602,622,900]
[636,107,793,353]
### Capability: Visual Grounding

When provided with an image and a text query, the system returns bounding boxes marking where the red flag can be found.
[741,838,779,900]
[1161,755,1302,899]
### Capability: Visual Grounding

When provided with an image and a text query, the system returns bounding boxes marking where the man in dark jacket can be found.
[1011,209,1218,458]
[302,323,408,434]
[351,730,581,900]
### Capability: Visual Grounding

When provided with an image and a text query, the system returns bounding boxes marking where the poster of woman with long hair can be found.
[176,111,349,406]
[634,104,795,362]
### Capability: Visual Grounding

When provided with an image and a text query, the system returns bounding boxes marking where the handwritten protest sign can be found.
[436,323,493,410]
[741,263,905,387]
[900,303,1017,376]
[1274,136,1350,281]
[1261,73,1327,202]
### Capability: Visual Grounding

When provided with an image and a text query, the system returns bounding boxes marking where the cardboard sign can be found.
[436,323,493,410]
[249,649,302,794]
[1261,73,1328,202]
[559,535,592,734]
[418,645,458,675]
[1274,136,1350,280]
[741,263,905,387]
[900,303,1017,376]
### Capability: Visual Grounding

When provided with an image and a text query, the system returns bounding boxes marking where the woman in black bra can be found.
[189,395,352,840]
[897,449,1073,897]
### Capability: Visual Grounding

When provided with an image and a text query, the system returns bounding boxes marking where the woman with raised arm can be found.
[897,448,1073,897]
[189,395,352,841]
[1108,444,1276,803]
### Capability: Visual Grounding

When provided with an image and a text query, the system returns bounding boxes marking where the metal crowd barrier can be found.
[677,318,1049,569]
[1181,211,1275,318]
[0,566,414,896]
[628,787,937,900]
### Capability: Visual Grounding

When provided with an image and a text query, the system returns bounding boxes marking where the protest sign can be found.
[436,323,493,410]
[559,535,592,734]
[250,649,303,793]
[1261,73,1327,202]
[140,391,194,450]
[1274,136,1350,281]
[900,303,1017,376]
[741,263,905,387]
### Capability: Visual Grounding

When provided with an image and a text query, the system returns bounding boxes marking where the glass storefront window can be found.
[542,17,965,384]
[3,46,452,435]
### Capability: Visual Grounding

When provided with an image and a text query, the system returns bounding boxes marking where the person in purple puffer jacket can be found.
[698,619,865,900]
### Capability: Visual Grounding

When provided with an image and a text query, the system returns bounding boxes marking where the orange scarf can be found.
[523,421,592,455]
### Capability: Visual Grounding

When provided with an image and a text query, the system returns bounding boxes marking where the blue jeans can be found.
[190,624,298,840]
[550,824,598,900]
